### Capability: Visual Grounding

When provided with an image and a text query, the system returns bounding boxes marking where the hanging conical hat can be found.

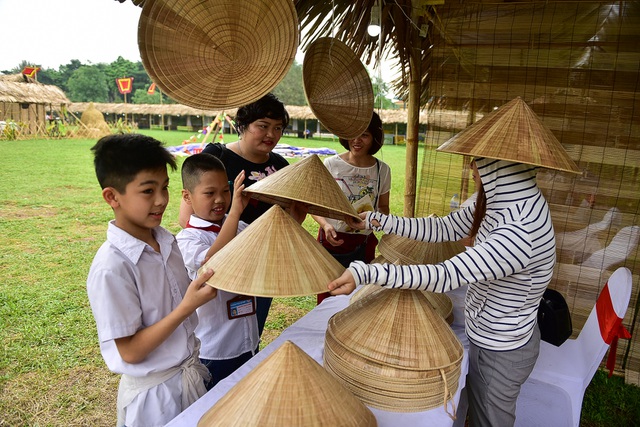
[303,37,374,140]
[199,205,344,297]
[437,97,580,174]
[198,341,377,426]
[138,0,298,109]
[243,154,360,221]
[378,233,466,266]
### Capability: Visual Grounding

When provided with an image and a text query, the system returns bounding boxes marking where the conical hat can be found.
[199,205,344,297]
[138,0,298,109]
[303,37,374,140]
[437,97,580,174]
[243,154,360,221]
[330,289,462,369]
[198,341,377,426]
[378,234,465,266]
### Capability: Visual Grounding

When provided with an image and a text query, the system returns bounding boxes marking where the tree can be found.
[131,88,163,104]
[272,61,306,106]
[371,75,396,110]
[67,66,109,102]
[102,56,150,102]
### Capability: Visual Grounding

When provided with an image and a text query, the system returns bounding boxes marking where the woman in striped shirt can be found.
[328,157,556,426]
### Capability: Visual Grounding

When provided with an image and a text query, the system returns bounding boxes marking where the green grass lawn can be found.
[0,133,638,425]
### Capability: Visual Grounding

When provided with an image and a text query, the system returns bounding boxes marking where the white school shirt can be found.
[87,221,201,427]
[176,215,258,360]
[323,154,391,234]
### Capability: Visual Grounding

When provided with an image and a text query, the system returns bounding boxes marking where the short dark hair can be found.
[339,111,384,155]
[235,93,290,134]
[91,134,177,192]
[181,153,227,192]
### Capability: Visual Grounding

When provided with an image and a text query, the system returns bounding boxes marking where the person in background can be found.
[312,111,391,304]
[328,158,555,426]
[176,153,258,389]
[179,93,302,343]
[87,134,218,427]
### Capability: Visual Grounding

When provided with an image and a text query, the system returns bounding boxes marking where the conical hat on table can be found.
[198,341,377,426]
[243,154,360,221]
[378,233,466,266]
[199,205,343,297]
[303,37,374,140]
[138,0,298,109]
[436,97,581,174]
[324,289,463,413]
[349,284,454,325]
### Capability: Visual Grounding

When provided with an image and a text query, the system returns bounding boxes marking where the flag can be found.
[21,66,40,78]
[116,77,134,94]
[147,83,156,95]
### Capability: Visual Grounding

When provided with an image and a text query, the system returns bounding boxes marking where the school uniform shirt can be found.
[349,159,556,351]
[176,215,258,360]
[323,154,391,234]
[86,221,202,426]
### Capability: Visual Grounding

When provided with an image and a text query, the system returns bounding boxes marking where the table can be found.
[167,286,470,426]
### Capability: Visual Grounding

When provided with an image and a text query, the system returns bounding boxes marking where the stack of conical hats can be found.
[436,97,581,174]
[324,289,463,415]
[198,341,377,426]
[243,154,360,221]
[199,205,344,297]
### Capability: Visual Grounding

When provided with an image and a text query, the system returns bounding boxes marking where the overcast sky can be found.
[0,0,397,94]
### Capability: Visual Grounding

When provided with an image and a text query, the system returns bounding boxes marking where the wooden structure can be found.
[0,74,69,136]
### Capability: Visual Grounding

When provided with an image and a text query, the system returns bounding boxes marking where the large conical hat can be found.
[243,154,360,221]
[198,341,377,426]
[378,233,466,266]
[303,37,374,140]
[199,205,344,297]
[437,97,580,174]
[138,0,298,109]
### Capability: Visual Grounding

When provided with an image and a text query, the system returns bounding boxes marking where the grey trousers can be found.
[467,326,540,427]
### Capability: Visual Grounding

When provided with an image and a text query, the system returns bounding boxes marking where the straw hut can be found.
[0,74,69,136]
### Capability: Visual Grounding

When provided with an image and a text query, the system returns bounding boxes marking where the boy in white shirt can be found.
[86,134,218,427]
[176,153,258,388]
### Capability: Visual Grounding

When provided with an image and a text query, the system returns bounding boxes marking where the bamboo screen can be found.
[416,2,640,382]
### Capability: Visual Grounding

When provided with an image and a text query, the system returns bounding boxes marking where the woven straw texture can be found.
[303,37,374,139]
[378,233,465,266]
[437,97,580,174]
[198,341,377,426]
[198,205,344,297]
[324,289,463,413]
[138,0,298,109]
[243,154,360,221]
[350,285,454,325]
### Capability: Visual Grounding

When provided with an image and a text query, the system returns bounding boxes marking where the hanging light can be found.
[367,0,381,37]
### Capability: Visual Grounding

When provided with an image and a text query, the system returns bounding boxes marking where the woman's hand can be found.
[345,212,367,231]
[328,269,356,295]
[286,201,309,224]
[322,223,344,246]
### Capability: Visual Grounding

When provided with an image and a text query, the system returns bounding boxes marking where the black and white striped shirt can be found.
[349,159,556,351]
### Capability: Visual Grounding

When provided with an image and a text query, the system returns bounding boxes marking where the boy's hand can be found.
[182,269,217,312]
[230,171,250,215]
[327,269,356,295]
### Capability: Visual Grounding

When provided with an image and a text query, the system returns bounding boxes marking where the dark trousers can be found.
[256,296,272,339]
[201,350,254,390]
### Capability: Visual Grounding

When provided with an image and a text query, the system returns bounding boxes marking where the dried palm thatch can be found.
[78,102,111,139]
[0,74,69,105]
[198,341,377,426]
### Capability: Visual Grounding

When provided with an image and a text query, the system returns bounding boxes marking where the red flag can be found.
[21,66,40,78]
[116,77,134,94]
[147,83,156,95]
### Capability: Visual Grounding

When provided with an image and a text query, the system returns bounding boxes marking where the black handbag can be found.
[537,288,573,346]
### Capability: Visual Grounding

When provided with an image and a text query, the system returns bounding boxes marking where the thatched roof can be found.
[68,102,474,129]
[0,74,69,105]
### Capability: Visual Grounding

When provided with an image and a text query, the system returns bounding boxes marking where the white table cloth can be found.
[167,286,470,427]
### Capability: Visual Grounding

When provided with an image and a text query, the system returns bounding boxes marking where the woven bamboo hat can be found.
[198,341,377,426]
[303,37,374,140]
[138,0,298,109]
[199,205,344,297]
[437,97,580,174]
[378,233,466,266]
[324,289,463,414]
[243,154,360,221]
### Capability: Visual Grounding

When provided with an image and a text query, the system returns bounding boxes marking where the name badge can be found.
[227,295,256,320]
